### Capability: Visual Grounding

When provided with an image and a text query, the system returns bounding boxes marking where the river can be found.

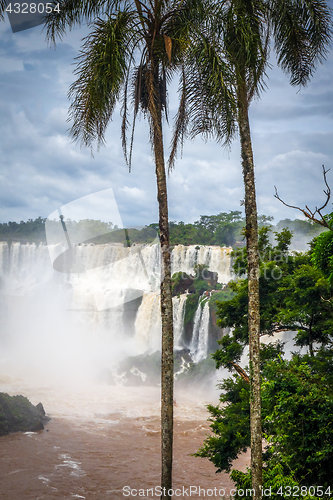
[0,374,249,500]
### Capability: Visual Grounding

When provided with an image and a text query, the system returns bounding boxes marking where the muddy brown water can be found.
[0,379,250,500]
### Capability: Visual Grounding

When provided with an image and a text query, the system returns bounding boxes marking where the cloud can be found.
[0,15,333,227]
[120,186,146,201]
[256,150,333,220]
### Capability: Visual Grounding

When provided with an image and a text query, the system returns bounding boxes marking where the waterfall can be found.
[171,245,232,283]
[190,302,203,354]
[134,293,187,352]
[190,299,210,363]
[0,241,232,370]
[0,242,231,296]
[172,294,187,348]
[195,301,210,362]
[134,292,161,352]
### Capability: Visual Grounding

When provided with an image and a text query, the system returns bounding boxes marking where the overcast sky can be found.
[1,9,333,228]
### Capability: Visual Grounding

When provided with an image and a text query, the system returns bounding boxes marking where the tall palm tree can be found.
[179,1,332,497]
[42,1,235,498]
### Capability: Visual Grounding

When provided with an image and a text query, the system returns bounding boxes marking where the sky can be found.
[1,7,333,228]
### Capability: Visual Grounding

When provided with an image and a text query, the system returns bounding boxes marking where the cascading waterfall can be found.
[195,301,210,362]
[189,299,210,363]
[190,301,203,355]
[171,245,232,283]
[0,241,232,369]
[133,292,188,353]
[172,294,187,348]
[134,292,161,352]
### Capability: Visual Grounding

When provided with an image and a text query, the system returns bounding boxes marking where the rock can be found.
[0,393,50,437]
[116,351,161,386]
[111,349,195,387]
[172,269,218,296]
[172,272,194,296]
[174,348,192,364]
[35,402,46,417]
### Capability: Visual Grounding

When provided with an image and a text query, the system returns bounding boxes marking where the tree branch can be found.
[230,362,250,384]
[274,165,330,228]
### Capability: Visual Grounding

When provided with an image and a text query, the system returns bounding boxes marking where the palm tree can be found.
[179,1,332,497]
[42,1,235,497]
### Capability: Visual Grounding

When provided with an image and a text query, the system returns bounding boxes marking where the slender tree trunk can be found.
[237,81,262,500]
[150,80,174,500]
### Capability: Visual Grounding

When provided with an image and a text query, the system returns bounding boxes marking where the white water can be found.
[172,294,187,347]
[134,292,161,352]
[195,301,211,362]
[190,299,211,363]
[171,245,232,284]
[0,241,232,379]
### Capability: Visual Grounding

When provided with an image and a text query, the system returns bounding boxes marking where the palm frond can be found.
[168,66,189,172]
[67,9,138,148]
[185,34,237,145]
[121,63,132,167]
[166,0,238,165]
[214,0,269,100]
[163,0,213,65]
[128,60,146,170]
[43,0,129,44]
[0,0,8,21]
[270,0,333,86]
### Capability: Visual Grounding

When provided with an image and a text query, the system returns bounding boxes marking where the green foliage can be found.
[0,215,323,250]
[262,356,333,487]
[184,293,200,327]
[273,227,293,253]
[169,211,246,246]
[199,347,333,491]
[216,227,333,363]
[196,375,250,473]
[171,271,189,295]
[277,264,333,354]
[208,287,235,308]
[198,225,333,493]
[213,333,245,369]
[230,463,318,500]
[169,221,201,246]
[192,264,211,294]
[0,217,46,242]
[0,218,159,245]
[311,229,333,285]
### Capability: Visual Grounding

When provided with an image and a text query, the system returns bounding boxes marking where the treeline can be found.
[0,218,157,245]
[0,217,46,243]
[0,212,325,247]
[167,213,324,246]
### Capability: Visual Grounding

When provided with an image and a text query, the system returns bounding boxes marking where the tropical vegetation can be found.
[0,214,324,246]
[196,223,333,498]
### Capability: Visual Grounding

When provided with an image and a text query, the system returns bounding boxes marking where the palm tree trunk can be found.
[151,83,174,500]
[237,81,262,500]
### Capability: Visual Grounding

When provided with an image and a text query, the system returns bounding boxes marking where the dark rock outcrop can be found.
[172,273,193,296]
[0,393,50,436]
[116,350,161,386]
[172,270,218,296]
[100,349,195,387]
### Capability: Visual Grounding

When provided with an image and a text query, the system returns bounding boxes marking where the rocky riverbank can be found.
[0,393,50,436]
